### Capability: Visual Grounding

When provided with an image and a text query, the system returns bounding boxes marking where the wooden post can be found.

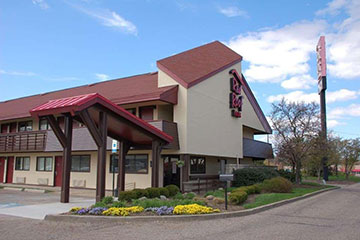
[117,141,130,193]
[180,154,190,192]
[61,114,73,203]
[151,140,162,187]
[96,111,107,203]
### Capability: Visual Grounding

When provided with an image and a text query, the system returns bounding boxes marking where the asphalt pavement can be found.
[1,183,359,240]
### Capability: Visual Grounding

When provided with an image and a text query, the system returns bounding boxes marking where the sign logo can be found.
[229,75,242,118]
[316,36,327,94]
[112,140,118,153]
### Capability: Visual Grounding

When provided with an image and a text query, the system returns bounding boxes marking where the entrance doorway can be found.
[0,157,5,183]
[6,157,14,183]
[163,155,180,188]
[54,156,63,186]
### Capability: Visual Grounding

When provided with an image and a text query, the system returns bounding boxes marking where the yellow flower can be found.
[102,206,144,217]
[173,204,220,215]
[70,207,82,213]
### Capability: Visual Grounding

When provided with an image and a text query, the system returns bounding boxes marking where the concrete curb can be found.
[45,186,339,223]
[3,187,23,191]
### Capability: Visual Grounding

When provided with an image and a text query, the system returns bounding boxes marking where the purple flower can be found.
[145,206,174,215]
[76,208,89,215]
[89,207,108,215]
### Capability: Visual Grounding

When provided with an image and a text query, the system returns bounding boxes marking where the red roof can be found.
[0,73,178,121]
[30,93,173,144]
[157,41,242,88]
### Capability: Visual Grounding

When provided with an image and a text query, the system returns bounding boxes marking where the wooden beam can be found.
[79,109,102,147]
[96,111,107,202]
[46,115,66,148]
[117,141,131,193]
[151,140,162,187]
[61,114,73,203]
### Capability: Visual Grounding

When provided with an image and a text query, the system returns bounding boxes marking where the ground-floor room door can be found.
[0,157,5,183]
[54,156,63,186]
[6,157,14,183]
[163,155,180,188]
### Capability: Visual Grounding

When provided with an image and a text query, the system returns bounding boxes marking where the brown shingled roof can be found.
[157,41,242,88]
[0,72,178,121]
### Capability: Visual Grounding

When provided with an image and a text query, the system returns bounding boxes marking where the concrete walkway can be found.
[0,188,94,220]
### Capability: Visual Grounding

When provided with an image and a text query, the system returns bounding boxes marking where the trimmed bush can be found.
[111,200,127,208]
[93,201,107,208]
[232,167,279,187]
[277,169,296,183]
[118,190,138,202]
[165,184,180,197]
[145,187,161,198]
[173,192,185,200]
[229,191,248,205]
[253,184,262,194]
[158,187,170,198]
[184,192,196,200]
[101,196,114,205]
[262,177,293,193]
[133,189,148,199]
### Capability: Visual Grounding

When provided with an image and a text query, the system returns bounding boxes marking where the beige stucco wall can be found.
[158,62,267,158]
[0,152,57,186]
[158,70,188,154]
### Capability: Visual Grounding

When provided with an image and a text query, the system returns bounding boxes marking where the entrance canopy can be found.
[30,93,172,203]
[30,93,173,145]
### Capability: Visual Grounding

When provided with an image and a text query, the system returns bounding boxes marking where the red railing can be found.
[0,130,47,152]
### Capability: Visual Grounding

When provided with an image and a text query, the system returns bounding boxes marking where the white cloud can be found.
[0,69,36,76]
[72,6,137,35]
[327,89,358,102]
[329,104,360,119]
[95,73,110,81]
[226,20,327,83]
[316,0,348,16]
[267,88,359,104]
[327,119,345,128]
[219,7,248,18]
[32,0,49,10]
[281,74,316,89]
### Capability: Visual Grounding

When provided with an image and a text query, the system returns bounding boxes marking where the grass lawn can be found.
[304,174,360,183]
[204,187,236,199]
[243,185,332,209]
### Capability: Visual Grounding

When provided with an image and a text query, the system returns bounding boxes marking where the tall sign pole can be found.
[316,36,328,181]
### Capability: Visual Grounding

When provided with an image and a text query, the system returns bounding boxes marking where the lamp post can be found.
[317,36,328,181]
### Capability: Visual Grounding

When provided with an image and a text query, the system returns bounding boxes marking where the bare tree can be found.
[270,99,320,184]
[340,138,360,180]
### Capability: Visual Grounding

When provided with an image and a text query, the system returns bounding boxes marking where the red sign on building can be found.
[316,36,327,94]
[229,75,242,118]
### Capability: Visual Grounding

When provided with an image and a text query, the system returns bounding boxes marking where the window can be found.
[39,118,51,130]
[110,154,148,174]
[36,157,53,171]
[18,121,33,132]
[15,157,30,171]
[126,108,136,116]
[71,155,90,172]
[139,106,154,120]
[190,156,206,174]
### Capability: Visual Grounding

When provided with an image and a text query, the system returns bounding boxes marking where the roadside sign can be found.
[112,140,118,153]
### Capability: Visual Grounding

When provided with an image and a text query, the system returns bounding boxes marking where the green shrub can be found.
[165,184,180,197]
[229,191,248,205]
[262,177,293,193]
[232,167,279,187]
[173,192,185,200]
[111,200,127,208]
[131,198,205,208]
[101,196,114,205]
[92,201,108,208]
[118,190,138,202]
[277,169,296,182]
[253,184,262,194]
[184,192,196,199]
[145,187,161,198]
[158,187,170,197]
[132,189,148,199]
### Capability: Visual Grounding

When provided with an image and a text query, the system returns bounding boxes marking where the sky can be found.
[0,0,359,140]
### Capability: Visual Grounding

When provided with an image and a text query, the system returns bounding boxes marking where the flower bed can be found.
[70,204,219,217]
